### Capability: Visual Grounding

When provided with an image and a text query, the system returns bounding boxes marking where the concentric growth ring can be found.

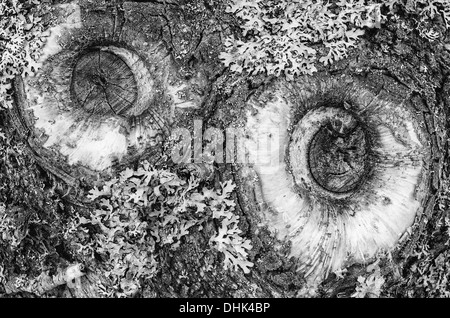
[290,107,371,197]
[71,49,138,116]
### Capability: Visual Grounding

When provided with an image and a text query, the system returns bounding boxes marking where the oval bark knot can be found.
[9,2,209,175]
[71,49,138,117]
[240,75,430,283]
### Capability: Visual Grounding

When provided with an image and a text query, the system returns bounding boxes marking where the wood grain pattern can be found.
[308,117,368,194]
[71,50,137,116]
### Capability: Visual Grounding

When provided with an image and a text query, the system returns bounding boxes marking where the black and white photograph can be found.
[0,0,449,305]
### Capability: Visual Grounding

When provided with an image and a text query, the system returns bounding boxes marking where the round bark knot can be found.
[308,111,368,194]
[71,50,138,116]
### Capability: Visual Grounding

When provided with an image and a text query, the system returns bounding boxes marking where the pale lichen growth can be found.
[220,0,450,79]
[64,161,253,297]
[0,0,53,109]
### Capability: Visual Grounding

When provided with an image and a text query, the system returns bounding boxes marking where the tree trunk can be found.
[1,0,449,298]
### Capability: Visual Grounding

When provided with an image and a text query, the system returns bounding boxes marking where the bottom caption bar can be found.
[179,301,271,314]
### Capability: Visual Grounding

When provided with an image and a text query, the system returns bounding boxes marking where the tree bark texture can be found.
[1,0,450,298]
